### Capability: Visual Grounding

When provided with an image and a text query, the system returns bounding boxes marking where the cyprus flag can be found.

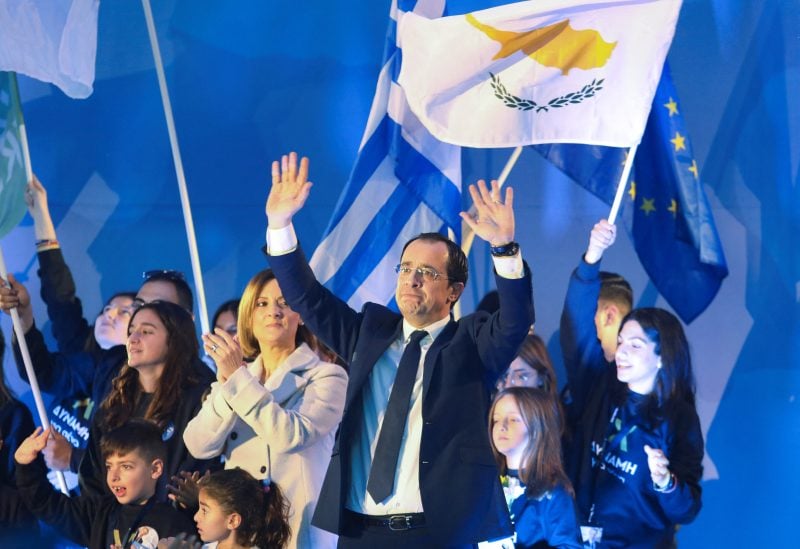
[397,0,682,148]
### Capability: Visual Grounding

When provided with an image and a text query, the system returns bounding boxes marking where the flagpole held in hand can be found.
[608,144,638,225]
[0,245,69,495]
[3,75,69,494]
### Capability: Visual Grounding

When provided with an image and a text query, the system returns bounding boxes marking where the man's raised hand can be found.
[265,151,312,229]
[460,179,515,246]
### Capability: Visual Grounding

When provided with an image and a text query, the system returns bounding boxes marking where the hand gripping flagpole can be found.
[2,75,69,495]
[141,0,211,338]
[0,250,69,496]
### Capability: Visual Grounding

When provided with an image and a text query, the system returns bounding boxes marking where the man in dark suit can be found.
[264,153,534,548]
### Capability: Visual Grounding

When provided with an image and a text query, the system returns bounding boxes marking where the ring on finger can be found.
[210,344,219,353]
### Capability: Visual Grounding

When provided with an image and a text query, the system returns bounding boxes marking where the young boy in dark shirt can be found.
[14,418,195,548]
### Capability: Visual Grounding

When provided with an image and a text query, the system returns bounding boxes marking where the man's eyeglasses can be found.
[142,269,186,282]
[394,264,448,282]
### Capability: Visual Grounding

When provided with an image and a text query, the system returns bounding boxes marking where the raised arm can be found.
[264,153,362,360]
[14,427,95,545]
[560,219,617,416]
[0,276,95,395]
[26,175,91,353]
[462,180,533,376]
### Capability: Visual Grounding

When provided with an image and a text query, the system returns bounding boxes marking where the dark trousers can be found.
[338,510,475,549]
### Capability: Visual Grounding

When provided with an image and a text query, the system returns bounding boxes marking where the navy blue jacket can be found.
[13,248,118,472]
[267,245,534,545]
[560,258,703,547]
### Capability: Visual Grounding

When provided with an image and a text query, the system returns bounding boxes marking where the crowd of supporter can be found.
[0,166,703,548]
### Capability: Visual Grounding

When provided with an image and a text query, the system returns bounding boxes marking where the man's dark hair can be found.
[401,232,469,286]
[141,272,194,312]
[599,271,633,312]
[100,418,166,463]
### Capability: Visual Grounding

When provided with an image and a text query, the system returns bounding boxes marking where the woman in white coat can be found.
[184,268,347,549]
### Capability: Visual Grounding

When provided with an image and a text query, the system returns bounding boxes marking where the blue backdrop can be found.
[1,1,797,546]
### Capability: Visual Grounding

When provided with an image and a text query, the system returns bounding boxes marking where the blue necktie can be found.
[367,329,428,502]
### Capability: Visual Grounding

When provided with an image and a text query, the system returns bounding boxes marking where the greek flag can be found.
[309,0,462,310]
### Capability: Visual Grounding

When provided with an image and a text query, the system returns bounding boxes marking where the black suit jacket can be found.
[267,245,534,545]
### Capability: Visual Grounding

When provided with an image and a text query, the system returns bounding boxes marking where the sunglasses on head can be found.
[142,269,186,282]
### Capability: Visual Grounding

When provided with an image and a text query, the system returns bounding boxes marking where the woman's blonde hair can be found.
[237,269,316,359]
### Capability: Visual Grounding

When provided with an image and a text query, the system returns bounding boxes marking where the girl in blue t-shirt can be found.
[490,387,582,548]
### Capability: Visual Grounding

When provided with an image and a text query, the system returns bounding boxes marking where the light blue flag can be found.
[309,0,462,310]
[0,71,28,238]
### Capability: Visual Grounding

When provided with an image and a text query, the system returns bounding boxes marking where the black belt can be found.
[348,510,426,531]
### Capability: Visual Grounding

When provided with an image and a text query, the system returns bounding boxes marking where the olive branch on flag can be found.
[489,72,604,113]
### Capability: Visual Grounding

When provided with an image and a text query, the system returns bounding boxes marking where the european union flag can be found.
[534,62,729,323]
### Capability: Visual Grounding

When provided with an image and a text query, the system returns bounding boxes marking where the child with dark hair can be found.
[489,387,581,548]
[193,468,291,549]
[14,419,195,548]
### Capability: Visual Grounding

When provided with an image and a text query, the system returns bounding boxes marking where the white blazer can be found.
[184,343,347,549]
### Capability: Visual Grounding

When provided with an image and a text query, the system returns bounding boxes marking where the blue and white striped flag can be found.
[309,0,462,310]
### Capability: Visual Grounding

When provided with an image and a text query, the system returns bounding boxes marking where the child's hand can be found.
[14,426,50,465]
[167,470,209,510]
[43,428,73,471]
